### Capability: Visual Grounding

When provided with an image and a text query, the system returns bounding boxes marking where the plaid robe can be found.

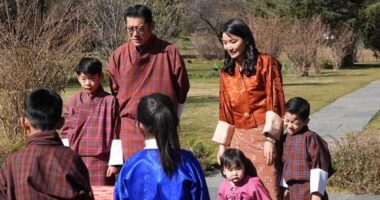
[282,127,334,200]
[0,131,93,200]
[61,87,119,185]
[107,34,190,159]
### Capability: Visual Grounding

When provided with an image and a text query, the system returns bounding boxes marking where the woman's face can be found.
[222,32,246,62]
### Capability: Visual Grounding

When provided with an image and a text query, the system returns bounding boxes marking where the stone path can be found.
[206,79,380,200]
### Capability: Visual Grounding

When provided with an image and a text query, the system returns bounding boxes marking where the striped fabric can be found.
[107,34,190,159]
[61,87,119,185]
[0,131,93,200]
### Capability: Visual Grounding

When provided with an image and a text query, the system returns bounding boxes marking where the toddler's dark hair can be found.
[220,148,257,178]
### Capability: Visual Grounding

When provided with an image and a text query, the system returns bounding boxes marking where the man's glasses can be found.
[126,26,145,34]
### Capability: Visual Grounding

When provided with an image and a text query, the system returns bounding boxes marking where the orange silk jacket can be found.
[219,54,285,130]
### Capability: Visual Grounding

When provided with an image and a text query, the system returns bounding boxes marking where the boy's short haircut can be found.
[75,57,102,75]
[124,4,153,24]
[285,97,310,120]
[24,88,62,131]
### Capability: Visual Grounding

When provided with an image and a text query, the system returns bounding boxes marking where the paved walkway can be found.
[206,79,380,200]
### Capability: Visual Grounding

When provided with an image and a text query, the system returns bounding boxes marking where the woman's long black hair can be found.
[137,93,181,177]
[220,18,259,76]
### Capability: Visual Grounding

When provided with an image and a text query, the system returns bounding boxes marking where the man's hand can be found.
[106,166,120,177]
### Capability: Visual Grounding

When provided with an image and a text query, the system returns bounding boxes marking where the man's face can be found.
[126,17,154,47]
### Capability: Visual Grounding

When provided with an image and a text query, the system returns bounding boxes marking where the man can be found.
[107,4,190,159]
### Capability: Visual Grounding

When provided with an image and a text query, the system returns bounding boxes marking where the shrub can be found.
[329,130,380,194]
[247,13,290,59]
[191,31,224,60]
[184,138,215,171]
[284,16,327,76]
[0,0,89,161]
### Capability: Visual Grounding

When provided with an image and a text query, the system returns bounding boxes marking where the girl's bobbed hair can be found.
[220,148,257,178]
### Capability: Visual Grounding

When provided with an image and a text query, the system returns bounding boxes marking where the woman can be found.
[212,18,285,200]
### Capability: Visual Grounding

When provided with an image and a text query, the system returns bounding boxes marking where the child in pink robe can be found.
[218,148,271,200]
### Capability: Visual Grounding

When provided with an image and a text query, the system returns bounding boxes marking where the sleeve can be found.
[307,134,333,195]
[217,181,226,200]
[186,154,210,200]
[107,51,120,96]
[0,163,8,199]
[262,57,285,141]
[109,99,123,165]
[69,154,94,200]
[251,179,272,200]
[172,47,190,105]
[114,163,130,200]
[60,98,74,147]
[211,74,235,145]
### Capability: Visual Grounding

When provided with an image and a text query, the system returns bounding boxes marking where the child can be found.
[218,148,271,200]
[60,57,123,186]
[0,88,93,199]
[114,93,210,200]
[281,97,334,200]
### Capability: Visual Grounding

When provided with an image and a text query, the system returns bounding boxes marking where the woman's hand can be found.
[217,144,227,164]
[263,140,276,165]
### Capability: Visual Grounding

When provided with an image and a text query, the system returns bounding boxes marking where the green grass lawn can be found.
[61,61,380,170]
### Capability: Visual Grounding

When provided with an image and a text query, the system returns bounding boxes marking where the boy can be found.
[0,88,94,200]
[60,57,123,186]
[281,97,334,200]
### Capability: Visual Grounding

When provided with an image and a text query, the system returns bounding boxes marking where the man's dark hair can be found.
[24,88,62,131]
[285,97,310,120]
[124,4,153,24]
[75,57,102,75]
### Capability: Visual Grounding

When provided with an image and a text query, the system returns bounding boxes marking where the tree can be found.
[277,0,366,67]
[284,16,326,76]
[0,0,89,137]
[362,1,380,57]
[327,28,355,69]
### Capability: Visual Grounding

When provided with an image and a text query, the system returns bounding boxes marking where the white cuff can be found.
[280,177,288,188]
[262,111,283,141]
[177,103,185,119]
[108,139,124,166]
[212,121,235,146]
[61,138,70,147]
[310,168,328,194]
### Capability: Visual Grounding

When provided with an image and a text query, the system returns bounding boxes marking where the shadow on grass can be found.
[187,95,219,104]
[284,82,330,86]
[347,63,380,69]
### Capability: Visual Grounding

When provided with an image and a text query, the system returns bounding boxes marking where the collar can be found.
[27,131,63,146]
[144,138,158,149]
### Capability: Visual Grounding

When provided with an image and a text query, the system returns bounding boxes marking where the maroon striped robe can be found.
[107,34,190,159]
[0,131,93,200]
[60,87,119,186]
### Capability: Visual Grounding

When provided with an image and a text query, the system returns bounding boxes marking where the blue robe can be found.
[114,149,210,200]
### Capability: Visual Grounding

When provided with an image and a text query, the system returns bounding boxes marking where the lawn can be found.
[62,62,380,170]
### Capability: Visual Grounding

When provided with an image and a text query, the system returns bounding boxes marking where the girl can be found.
[218,148,271,200]
[114,93,210,200]
[212,18,285,200]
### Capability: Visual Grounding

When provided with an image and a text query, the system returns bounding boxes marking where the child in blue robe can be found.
[114,93,210,200]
